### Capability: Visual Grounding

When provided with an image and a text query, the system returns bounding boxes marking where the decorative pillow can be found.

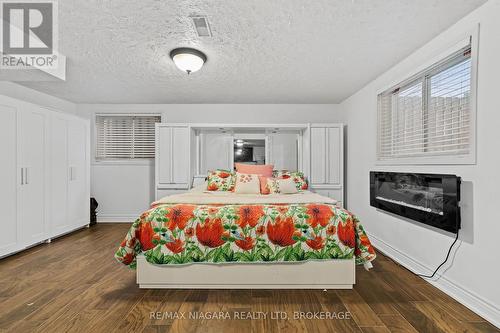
[235,163,274,177]
[259,177,298,195]
[234,173,261,194]
[272,170,308,191]
[206,169,236,191]
[277,178,299,194]
[258,176,271,194]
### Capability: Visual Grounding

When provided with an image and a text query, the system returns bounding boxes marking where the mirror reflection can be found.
[234,139,265,165]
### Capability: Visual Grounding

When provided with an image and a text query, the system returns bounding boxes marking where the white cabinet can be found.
[0,105,18,255]
[67,118,90,227]
[156,124,190,198]
[310,124,344,207]
[268,133,299,171]
[0,95,90,258]
[199,132,233,174]
[311,127,327,184]
[18,106,48,245]
[50,114,90,236]
[50,114,70,234]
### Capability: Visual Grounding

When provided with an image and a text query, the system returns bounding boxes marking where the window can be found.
[377,40,474,163]
[95,115,161,160]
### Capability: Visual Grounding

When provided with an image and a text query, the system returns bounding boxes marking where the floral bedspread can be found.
[115,203,376,269]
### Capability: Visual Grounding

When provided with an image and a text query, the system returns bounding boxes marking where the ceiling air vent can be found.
[191,16,212,37]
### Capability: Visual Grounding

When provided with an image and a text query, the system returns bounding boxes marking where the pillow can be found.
[258,176,270,194]
[235,163,274,177]
[234,173,261,194]
[260,177,298,195]
[272,170,308,191]
[206,169,235,191]
[278,178,299,194]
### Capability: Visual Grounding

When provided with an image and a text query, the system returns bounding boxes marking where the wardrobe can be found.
[0,95,90,258]
[155,123,344,206]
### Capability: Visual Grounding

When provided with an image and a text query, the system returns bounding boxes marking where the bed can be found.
[115,186,376,289]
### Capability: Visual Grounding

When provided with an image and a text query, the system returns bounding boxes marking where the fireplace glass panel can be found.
[374,175,444,216]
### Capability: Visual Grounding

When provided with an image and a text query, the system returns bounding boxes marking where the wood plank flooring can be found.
[0,224,497,333]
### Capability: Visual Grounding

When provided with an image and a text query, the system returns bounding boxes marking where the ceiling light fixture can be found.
[170,48,207,74]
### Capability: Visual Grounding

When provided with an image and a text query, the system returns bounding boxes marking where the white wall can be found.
[341,0,500,326]
[77,104,345,222]
[0,82,77,115]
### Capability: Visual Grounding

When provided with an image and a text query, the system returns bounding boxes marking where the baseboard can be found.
[97,214,138,223]
[369,233,500,329]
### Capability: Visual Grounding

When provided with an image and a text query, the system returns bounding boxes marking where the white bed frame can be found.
[137,255,355,289]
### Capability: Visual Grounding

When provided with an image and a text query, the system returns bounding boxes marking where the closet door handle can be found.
[25,167,29,185]
[21,167,24,185]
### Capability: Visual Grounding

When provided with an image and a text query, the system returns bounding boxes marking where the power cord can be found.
[417,230,460,279]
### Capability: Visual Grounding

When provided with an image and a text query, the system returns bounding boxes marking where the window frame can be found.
[93,113,162,165]
[375,29,478,165]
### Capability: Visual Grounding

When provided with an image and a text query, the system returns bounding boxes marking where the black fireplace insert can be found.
[370,172,461,233]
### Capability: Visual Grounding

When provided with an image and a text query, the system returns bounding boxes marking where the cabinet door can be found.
[171,127,189,184]
[0,105,18,255]
[310,127,326,184]
[157,127,172,184]
[50,114,69,234]
[68,118,89,227]
[18,106,47,244]
[268,133,298,170]
[327,127,341,185]
[200,132,232,174]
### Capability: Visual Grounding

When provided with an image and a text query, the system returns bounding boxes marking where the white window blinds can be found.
[96,115,161,160]
[377,41,473,162]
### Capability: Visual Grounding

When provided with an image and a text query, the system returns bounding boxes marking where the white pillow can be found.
[277,178,299,194]
[265,177,299,194]
[234,173,261,194]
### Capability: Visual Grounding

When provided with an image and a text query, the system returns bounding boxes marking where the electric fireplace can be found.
[370,172,461,233]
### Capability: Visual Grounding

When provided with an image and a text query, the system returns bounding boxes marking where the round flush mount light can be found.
[170,48,207,74]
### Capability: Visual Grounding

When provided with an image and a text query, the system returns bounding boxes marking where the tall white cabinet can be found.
[309,124,344,206]
[0,105,19,255]
[50,113,90,236]
[0,96,90,258]
[155,124,191,199]
[18,106,49,245]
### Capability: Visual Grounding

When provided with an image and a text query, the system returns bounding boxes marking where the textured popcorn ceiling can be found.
[19,0,486,103]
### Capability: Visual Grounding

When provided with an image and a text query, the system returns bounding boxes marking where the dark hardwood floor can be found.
[0,224,497,333]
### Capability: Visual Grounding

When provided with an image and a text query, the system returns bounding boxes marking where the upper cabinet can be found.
[267,132,300,171]
[156,124,190,189]
[310,124,343,186]
[309,124,344,206]
[200,131,233,174]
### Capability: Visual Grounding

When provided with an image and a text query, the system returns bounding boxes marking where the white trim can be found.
[189,123,308,130]
[92,159,154,166]
[369,233,500,329]
[97,214,138,223]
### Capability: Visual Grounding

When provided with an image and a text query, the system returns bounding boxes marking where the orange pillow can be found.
[259,176,271,194]
[235,163,274,177]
